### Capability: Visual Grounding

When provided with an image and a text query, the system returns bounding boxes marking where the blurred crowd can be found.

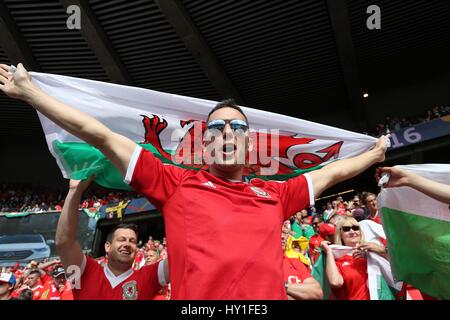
[0,236,169,300]
[1,187,435,300]
[367,104,450,137]
[0,183,141,213]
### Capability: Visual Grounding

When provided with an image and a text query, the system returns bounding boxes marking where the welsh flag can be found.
[378,164,450,300]
[29,71,377,189]
[312,220,402,300]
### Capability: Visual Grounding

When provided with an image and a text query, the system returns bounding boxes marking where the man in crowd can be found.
[309,216,324,264]
[55,178,169,300]
[362,192,381,224]
[0,272,17,300]
[144,248,160,266]
[292,210,315,240]
[21,270,44,300]
[40,266,73,300]
[328,213,343,227]
[282,238,323,300]
[335,196,347,215]
[323,202,335,221]
[0,63,388,299]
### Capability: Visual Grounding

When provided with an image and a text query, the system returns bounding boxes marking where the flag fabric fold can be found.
[312,243,399,300]
[378,164,450,300]
[30,71,377,189]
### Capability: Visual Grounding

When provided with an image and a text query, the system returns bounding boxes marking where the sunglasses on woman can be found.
[206,119,249,133]
[342,225,360,232]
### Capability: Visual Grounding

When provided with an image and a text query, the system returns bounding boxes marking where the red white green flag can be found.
[378,164,450,300]
[29,71,377,189]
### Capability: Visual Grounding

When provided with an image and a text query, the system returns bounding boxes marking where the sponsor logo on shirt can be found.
[342,261,351,267]
[202,181,216,189]
[288,275,304,284]
[249,186,271,198]
[122,280,138,300]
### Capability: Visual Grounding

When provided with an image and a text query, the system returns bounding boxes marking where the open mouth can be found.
[119,249,131,256]
[222,143,237,154]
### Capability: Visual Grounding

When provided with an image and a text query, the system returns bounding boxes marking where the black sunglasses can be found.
[207,119,249,133]
[342,225,360,232]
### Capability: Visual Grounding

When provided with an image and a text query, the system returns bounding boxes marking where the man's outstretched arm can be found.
[55,178,93,270]
[0,63,135,176]
[376,166,450,205]
[309,136,388,198]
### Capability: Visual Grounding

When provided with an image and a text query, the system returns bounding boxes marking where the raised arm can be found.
[309,136,388,198]
[37,259,61,271]
[55,178,93,270]
[376,166,450,205]
[0,63,135,176]
[320,242,344,289]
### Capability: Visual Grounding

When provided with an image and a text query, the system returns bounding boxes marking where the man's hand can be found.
[320,241,332,254]
[309,135,389,199]
[357,241,386,255]
[352,248,366,259]
[69,176,95,194]
[375,166,410,188]
[371,135,389,163]
[0,63,35,101]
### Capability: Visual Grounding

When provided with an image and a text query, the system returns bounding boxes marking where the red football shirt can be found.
[126,146,314,300]
[72,256,163,300]
[282,256,312,285]
[31,284,44,300]
[333,254,370,300]
[369,212,382,225]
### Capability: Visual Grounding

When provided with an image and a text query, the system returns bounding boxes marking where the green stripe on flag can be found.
[376,274,396,300]
[311,250,334,300]
[381,207,450,299]
[53,141,322,190]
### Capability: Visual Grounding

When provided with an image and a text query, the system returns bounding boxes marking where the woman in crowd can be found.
[320,216,387,300]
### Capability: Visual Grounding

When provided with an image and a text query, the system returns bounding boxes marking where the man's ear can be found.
[105,241,111,255]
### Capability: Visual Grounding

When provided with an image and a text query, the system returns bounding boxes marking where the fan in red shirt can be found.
[361,192,386,246]
[17,270,45,300]
[281,232,322,300]
[0,67,388,299]
[308,216,326,264]
[55,179,169,300]
[138,247,169,300]
[40,266,74,300]
[362,192,382,224]
[320,216,388,300]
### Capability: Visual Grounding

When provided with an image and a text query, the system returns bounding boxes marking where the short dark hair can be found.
[28,270,40,276]
[106,223,139,243]
[207,99,249,124]
[361,192,376,206]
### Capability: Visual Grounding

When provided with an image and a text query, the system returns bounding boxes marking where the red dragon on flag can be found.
[141,114,344,177]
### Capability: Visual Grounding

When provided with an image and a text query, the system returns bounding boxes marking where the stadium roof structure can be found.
[1,0,450,149]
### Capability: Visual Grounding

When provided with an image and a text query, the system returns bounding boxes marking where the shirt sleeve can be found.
[142,263,163,298]
[124,145,187,210]
[273,173,315,220]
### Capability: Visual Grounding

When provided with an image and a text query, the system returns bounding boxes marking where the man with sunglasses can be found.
[0,63,388,299]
